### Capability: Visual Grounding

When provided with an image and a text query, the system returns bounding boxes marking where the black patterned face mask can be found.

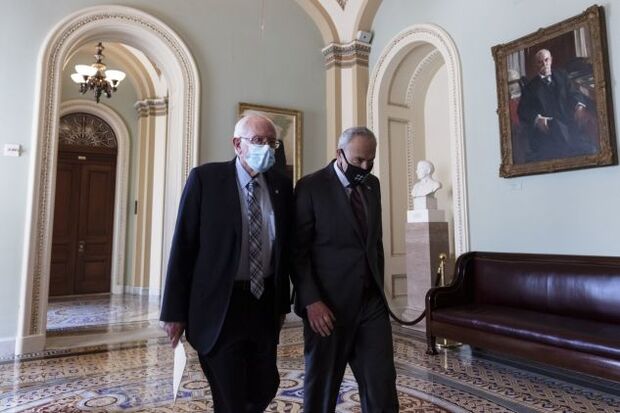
[339,150,372,186]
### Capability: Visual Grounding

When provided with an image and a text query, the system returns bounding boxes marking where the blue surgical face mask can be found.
[244,143,275,173]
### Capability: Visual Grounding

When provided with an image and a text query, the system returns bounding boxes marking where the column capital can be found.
[322,40,371,69]
[135,97,168,117]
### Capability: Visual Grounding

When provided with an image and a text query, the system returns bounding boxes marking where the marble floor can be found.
[1,324,618,412]
[46,294,161,333]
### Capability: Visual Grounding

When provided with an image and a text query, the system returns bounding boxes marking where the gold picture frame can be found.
[492,5,616,177]
[238,102,303,183]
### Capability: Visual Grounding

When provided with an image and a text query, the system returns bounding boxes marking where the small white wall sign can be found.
[4,144,22,157]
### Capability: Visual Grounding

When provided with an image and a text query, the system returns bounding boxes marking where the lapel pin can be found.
[275,189,279,194]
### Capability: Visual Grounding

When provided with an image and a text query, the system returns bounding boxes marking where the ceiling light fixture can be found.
[71,42,126,103]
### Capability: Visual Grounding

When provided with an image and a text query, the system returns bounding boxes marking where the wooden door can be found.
[49,161,81,296]
[50,113,118,296]
[74,160,117,294]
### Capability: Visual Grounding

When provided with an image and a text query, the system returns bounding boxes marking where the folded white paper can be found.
[173,342,187,402]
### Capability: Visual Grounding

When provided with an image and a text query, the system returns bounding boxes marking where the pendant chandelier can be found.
[71,42,126,103]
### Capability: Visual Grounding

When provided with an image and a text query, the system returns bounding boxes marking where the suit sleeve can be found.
[517,82,539,126]
[278,177,294,315]
[375,181,385,286]
[292,179,322,311]
[159,168,202,322]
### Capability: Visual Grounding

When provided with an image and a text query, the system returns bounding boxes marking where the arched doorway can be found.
[368,24,469,307]
[50,112,118,297]
[17,5,200,354]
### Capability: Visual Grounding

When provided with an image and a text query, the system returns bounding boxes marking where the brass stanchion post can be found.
[435,253,462,349]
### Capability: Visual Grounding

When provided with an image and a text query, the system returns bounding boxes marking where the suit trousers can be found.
[198,281,279,413]
[303,286,399,412]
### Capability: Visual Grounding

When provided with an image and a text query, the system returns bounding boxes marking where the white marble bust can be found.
[411,160,441,198]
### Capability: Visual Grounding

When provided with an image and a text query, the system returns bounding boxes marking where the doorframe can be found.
[16,5,200,354]
[368,24,470,257]
[59,100,130,296]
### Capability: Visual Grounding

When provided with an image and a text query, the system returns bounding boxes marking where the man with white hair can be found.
[160,113,293,412]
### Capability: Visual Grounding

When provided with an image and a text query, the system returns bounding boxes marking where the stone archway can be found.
[367,24,469,299]
[17,5,200,354]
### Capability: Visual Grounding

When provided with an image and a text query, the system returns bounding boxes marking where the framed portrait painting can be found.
[238,102,303,183]
[492,5,616,177]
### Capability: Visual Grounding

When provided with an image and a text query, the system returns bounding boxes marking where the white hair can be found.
[234,110,280,140]
[337,126,376,150]
[535,48,551,61]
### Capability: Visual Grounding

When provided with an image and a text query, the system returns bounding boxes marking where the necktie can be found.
[349,185,373,288]
[349,186,368,240]
[247,179,264,298]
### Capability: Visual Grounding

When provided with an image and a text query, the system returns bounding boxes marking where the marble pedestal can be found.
[403,221,449,332]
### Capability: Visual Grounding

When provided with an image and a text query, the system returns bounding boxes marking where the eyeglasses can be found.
[241,136,280,149]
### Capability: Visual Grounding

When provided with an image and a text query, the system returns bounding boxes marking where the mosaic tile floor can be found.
[46,294,160,332]
[1,324,619,412]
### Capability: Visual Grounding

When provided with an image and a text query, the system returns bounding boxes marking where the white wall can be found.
[0,0,326,342]
[371,0,620,256]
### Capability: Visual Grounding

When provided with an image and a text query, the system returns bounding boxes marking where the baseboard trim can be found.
[15,333,46,355]
[123,286,150,296]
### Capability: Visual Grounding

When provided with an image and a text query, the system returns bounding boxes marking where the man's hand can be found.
[162,321,186,348]
[306,301,335,337]
[535,115,553,133]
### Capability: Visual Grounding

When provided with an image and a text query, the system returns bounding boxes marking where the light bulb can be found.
[71,73,85,84]
[105,70,126,82]
[75,64,97,77]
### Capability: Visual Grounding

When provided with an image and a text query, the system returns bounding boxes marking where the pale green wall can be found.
[0,0,326,342]
[371,0,620,256]
[61,49,140,287]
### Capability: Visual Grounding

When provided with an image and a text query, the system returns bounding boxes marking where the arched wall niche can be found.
[368,24,469,298]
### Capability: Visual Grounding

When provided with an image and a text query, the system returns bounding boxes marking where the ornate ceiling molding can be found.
[322,40,371,68]
[135,97,168,118]
[404,49,443,108]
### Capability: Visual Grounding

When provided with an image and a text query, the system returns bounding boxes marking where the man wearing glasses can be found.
[160,113,293,412]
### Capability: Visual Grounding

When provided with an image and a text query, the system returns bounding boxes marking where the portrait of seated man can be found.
[517,48,599,162]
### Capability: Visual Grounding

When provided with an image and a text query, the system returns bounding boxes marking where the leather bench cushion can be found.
[433,305,620,360]
[470,258,620,324]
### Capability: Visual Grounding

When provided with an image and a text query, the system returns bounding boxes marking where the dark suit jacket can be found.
[160,159,293,355]
[292,161,386,325]
[517,69,594,160]
[517,69,582,127]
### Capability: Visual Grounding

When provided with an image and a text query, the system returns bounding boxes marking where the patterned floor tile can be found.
[1,325,618,412]
[46,295,160,332]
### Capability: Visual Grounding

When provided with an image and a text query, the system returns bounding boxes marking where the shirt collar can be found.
[333,160,350,188]
[236,156,266,189]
